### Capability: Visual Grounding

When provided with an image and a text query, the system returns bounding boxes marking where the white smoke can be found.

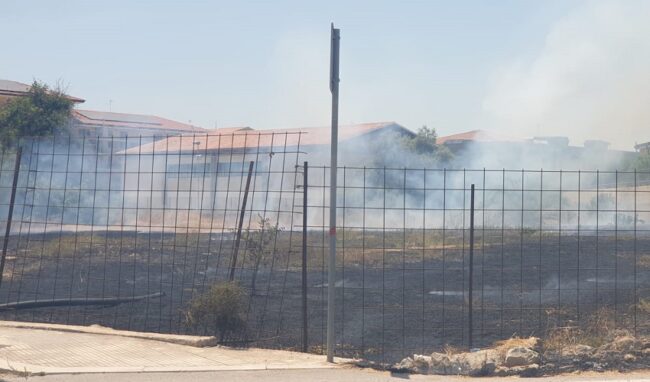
[483,0,650,150]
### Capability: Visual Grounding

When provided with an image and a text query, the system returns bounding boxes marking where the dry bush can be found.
[442,344,464,356]
[543,307,618,353]
[639,298,650,315]
[185,281,246,341]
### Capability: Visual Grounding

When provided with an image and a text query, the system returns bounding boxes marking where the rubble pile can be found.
[390,335,650,377]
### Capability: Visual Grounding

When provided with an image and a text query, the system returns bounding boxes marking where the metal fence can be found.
[304,167,650,362]
[0,133,306,344]
[0,134,649,363]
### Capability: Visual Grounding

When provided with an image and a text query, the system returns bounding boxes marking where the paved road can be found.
[3,369,650,382]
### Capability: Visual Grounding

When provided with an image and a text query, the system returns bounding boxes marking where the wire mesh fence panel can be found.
[304,167,650,363]
[0,139,649,364]
[0,133,306,346]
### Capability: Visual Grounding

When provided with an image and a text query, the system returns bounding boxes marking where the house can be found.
[71,109,205,149]
[120,122,413,210]
[438,129,635,170]
[0,79,86,105]
[1,79,205,147]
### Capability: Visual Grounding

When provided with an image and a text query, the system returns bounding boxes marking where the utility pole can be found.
[327,23,340,363]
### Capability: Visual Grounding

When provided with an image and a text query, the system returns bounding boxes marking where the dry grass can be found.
[638,298,650,315]
[442,344,464,356]
[543,307,618,353]
[493,336,540,358]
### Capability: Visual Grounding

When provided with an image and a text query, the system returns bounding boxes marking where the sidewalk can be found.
[0,321,342,374]
[0,322,648,381]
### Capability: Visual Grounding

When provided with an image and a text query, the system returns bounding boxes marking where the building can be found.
[71,109,205,145]
[1,79,205,144]
[121,122,413,209]
[0,79,85,105]
[635,141,650,155]
[437,129,636,170]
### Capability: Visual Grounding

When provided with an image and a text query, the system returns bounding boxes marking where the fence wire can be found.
[304,166,650,362]
[0,135,648,363]
[0,133,306,346]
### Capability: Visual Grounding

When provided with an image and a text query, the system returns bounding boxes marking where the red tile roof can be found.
[73,109,206,133]
[437,129,520,144]
[0,79,85,103]
[123,122,408,154]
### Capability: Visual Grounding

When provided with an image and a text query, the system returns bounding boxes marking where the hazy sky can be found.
[2,0,648,149]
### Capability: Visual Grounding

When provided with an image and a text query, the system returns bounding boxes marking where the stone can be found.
[600,336,640,352]
[519,363,541,377]
[411,354,432,373]
[453,349,498,376]
[563,344,594,362]
[494,363,540,377]
[624,353,637,363]
[426,350,499,376]
[394,356,415,372]
[504,346,540,367]
[427,352,453,375]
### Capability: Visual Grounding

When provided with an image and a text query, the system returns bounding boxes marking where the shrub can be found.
[185,281,246,341]
[0,80,74,148]
[543,307,617,353]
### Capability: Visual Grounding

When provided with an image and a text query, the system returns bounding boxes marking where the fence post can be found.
[229,161,255,281]
[468,183,475,349]
[0,147,22,289]
[302,161,309,352]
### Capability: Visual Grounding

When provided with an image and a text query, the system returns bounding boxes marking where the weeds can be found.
[242,215,282,295]
[543,307,618,353]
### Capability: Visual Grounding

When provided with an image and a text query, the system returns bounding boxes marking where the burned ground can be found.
[0,229,647,363]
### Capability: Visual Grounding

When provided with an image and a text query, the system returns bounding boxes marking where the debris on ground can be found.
[385,334,650,377]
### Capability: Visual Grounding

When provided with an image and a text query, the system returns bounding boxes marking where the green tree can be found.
[628,152,650,171]
[0,80,74,148]
[401,125,453,164]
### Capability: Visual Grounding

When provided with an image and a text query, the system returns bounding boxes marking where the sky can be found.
[1,0,649,150]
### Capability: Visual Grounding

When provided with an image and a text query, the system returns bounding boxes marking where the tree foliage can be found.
[0,80,74,148]
[401,125,453,164]
[627,152,650,171]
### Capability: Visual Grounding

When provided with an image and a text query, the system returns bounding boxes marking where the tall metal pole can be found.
[327,23,340,363]
[0,147,22,288]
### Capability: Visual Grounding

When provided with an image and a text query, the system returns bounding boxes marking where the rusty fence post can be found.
[0,147,22,288]
[229,161,255,281]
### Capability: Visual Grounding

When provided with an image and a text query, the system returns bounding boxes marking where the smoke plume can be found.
[483,0,650,150]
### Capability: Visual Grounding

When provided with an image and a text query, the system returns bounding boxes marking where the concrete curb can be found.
[0,320,219,347]
[0,359,338,375]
